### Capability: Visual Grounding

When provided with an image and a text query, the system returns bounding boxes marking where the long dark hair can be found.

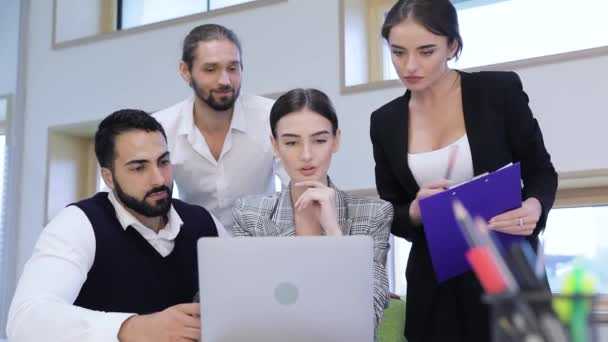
[382,0,463,59]
[182,23,243,70]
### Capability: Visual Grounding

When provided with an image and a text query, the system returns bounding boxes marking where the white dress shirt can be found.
[153,95,288,234]
[7,191,224,342]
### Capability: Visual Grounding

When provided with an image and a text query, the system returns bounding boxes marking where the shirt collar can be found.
[107,191,183,237]
[177,95,248,136]
[177,97,196,136]
[230,95,247,133]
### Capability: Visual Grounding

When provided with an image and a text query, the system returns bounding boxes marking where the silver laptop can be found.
[197,236,375,342]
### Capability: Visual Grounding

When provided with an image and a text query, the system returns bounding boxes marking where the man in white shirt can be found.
[154,24,286,235]
[7,110,220,342]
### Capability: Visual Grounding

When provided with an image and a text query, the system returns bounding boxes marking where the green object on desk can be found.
[377,298,407,342]
[570,265,593,342]
[553,264,596,342]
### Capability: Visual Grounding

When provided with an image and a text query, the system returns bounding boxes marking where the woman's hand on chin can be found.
[294,181,342,236]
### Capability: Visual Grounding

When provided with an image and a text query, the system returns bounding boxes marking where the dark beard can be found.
[113,178,173,218]
[191,79,240,111]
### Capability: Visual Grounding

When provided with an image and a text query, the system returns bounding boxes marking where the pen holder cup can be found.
[484,292,607,342]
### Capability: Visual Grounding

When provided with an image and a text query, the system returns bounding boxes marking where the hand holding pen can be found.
[409,180,450,225]
[409,145,459,225]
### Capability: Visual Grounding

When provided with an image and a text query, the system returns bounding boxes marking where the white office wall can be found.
[0,0,20,95]
[514,58,608,176]
[14,0,608,274]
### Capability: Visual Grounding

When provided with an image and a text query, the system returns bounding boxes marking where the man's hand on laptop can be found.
[118,303,202,341]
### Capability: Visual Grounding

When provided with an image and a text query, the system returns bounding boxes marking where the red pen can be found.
[466,247,509,294]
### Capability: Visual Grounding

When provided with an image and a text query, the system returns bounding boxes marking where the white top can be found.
[408,134,474,187]
[153,94,288,234]
[6,191,224,342]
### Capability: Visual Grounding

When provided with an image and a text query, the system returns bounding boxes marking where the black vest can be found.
[72,192,217,314]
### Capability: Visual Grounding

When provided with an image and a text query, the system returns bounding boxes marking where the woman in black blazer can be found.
[370,1,557,341]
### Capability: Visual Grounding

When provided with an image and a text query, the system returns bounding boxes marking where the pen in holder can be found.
[484,291,603,342]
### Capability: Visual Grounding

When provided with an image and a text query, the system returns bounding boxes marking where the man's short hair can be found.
[94,109,167,169]
[182,23,243,70]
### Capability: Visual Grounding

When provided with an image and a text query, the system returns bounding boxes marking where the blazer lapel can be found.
[265,186,296,237]
[386,92,421,194]
[459,71,498,175]
[331,179,352,236]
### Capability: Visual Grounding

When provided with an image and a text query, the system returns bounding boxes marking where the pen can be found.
[466,246,509,295]
[452,200,518,292]
[444,145,459,180]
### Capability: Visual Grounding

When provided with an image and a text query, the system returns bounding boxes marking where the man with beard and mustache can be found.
[154,24,287,236]
[7,110,219,342]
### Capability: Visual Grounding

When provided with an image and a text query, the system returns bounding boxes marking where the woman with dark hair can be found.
[232,88,393,328]
[370,0,557,340]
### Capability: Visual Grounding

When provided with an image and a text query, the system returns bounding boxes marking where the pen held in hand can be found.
[444,145,459,181]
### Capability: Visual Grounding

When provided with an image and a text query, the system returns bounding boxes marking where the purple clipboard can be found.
[418,162,524,283]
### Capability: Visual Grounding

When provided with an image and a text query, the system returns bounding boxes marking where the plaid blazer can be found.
[232,180,394,327]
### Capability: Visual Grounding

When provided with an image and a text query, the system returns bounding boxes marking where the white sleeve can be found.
[6,206,134,342]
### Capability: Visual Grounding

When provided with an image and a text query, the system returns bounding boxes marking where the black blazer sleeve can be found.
[370,110,422,242]
[502,72,557,234]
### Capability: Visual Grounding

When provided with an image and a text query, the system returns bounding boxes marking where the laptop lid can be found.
[197,236,374,342]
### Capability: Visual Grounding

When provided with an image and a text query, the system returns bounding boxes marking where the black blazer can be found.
[370,71,557,340]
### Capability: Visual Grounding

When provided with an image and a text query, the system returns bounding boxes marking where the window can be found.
[543,206,608,294]
[0,135,6,279]
[0,98,6,232]
[448,0,608,71]
[343,0,608,89]
[53,0,279,46]
[118,0,257,30]
[0,96,10,340]
[0,96,7,270]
